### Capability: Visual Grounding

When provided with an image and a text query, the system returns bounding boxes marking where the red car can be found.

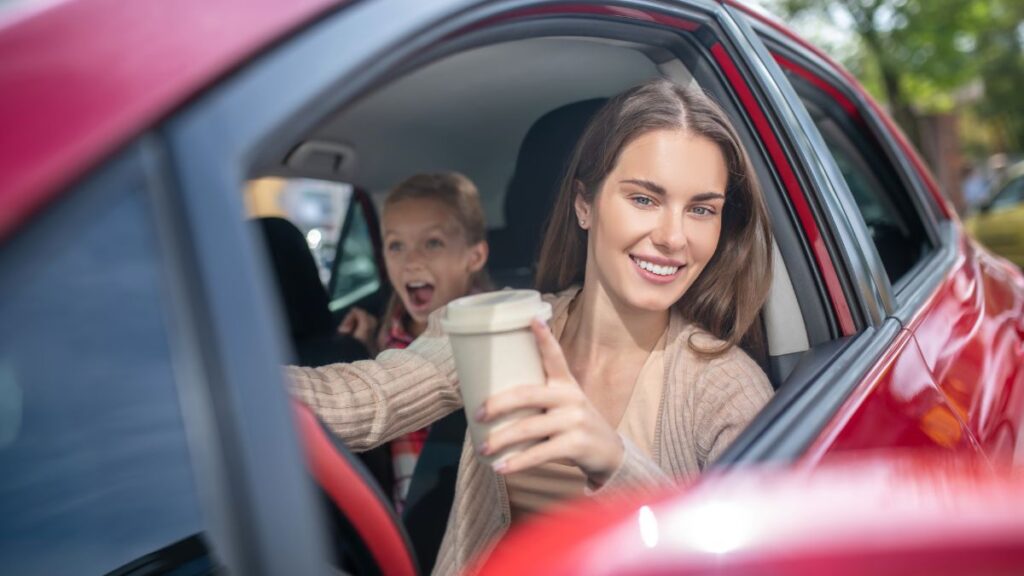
[1,1,1022,575]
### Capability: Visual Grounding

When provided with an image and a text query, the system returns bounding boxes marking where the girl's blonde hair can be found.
[384,172,487,246]
[379,172,491,340]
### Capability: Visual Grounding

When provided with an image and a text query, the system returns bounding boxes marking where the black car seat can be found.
[486,98,607,288]
[401,99,606,574]
[255,216,394,495]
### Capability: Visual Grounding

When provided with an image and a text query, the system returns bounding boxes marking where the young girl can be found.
[288,80,774,575]
[338,171,489,512]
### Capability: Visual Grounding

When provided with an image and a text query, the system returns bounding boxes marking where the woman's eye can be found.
[630,195,654,207]
[690,206,717,217]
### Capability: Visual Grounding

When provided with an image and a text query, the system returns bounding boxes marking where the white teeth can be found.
[633,257,678,276]
[408,281,428,288]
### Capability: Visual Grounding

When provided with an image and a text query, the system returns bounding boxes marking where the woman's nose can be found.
[651,211,687,252]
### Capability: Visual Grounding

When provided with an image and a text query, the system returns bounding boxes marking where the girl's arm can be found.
[286,309,462,451]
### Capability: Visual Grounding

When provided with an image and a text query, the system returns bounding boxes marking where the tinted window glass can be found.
[784,67,933,284]
[329,199,380,312]
[990,176,1024,210]
[0,156,211,575]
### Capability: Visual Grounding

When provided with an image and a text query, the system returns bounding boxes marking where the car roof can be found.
[0,0,348,242]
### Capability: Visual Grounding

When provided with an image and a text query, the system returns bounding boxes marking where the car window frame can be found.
[712,8,923,465]
[150,0,919,481]
[746,22,956,317]
[142,130,335,574]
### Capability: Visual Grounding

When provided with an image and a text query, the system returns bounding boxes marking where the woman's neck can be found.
[561,278,669,363]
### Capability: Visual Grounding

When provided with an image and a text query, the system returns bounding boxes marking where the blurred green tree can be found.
[771,0,1024,151]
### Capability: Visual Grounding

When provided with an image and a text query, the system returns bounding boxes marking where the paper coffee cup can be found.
[441,289,553,464]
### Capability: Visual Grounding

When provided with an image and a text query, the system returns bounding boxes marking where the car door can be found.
[0,140,331,575]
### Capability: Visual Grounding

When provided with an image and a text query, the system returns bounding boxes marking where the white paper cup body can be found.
[442,290,552,464]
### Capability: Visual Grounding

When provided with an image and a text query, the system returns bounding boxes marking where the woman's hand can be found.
[338,307,379,356]
[476,319,625,488]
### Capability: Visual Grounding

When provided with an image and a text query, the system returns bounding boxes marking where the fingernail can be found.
[475,405,486,421]
[534,313,548,325]
[478,442,489,455]
[492,460,508,473]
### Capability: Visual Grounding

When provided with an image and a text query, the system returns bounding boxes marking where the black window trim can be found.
[721,6,890,331]
[750,28,957,327]
[701,7,905,466]
[751,25,948,239]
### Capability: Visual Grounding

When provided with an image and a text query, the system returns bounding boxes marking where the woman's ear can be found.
[467,241,489,273]
[573,181,592,230]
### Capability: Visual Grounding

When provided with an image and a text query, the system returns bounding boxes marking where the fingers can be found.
[480,411,569,457]
[477,384,578,422]
[353,312,378,342]
[338,311,358,334]
[492,433,578,475]
[530,319,573,384]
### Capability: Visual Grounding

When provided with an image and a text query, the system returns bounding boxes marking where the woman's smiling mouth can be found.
[629,254,684,284]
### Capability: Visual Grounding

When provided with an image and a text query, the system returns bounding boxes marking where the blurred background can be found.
[752,0,1024,265]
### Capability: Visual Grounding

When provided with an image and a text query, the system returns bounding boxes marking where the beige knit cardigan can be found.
[286,288,773,575]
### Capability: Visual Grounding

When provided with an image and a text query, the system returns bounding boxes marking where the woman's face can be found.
[383,197,487,324]
[575,129,728,313]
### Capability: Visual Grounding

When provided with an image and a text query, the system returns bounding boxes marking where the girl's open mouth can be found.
[406,281,435,309]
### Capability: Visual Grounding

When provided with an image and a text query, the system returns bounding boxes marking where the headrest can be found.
[255,217,335,341]
[491,98,607,274]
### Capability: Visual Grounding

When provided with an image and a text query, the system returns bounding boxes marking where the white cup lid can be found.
[441,289,553,334]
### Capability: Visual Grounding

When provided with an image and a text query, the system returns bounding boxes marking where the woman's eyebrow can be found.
[621,179,726,203]
[691,192,726,202]
[620,178,666,196]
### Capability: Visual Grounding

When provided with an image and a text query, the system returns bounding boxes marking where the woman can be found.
[287,79,774,574]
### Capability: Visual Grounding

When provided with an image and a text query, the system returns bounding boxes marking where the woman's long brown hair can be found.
[535,80,773,357]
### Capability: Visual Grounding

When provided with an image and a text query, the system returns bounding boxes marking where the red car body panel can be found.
[0,0,347,243]
[804,329,983,459]
[911,239,1024,463]
[804,234,1024,464]
[479,454,1024,576]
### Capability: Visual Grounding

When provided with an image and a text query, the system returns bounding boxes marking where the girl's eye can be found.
[425,238,445,250]
[386,241,403,253]
[630,195,655,207]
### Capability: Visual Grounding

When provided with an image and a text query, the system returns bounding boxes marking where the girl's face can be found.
[575,129,727,314]
[382,197,487,324]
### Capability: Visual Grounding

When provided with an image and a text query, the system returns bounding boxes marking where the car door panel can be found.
[807,329,981,457]
[909,239,1024,465]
